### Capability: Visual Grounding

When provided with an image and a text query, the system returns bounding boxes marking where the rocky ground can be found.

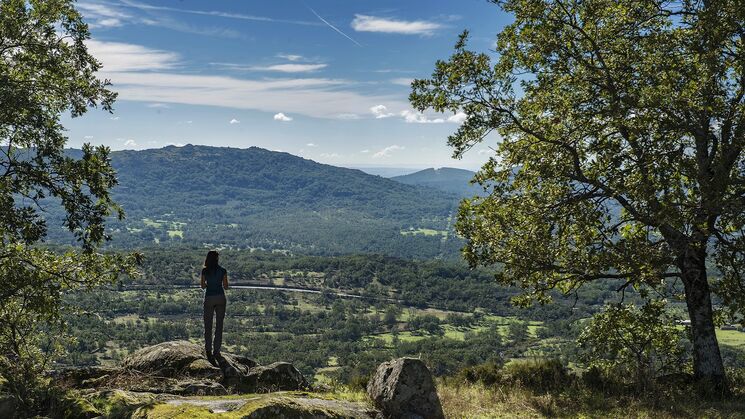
[50,340,443,418]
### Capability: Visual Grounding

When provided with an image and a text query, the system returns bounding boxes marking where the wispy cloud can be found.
[306,143,318,147]
[351,15,443,36]
[80,1,245,38]
[94,41,406,118]
[146,103,170,108]
[373,145,404,158]
[370,105,395,119]
[320,152,341,159]
[87,40,179,72]
[277,54,304,62]
[391,78,414,86]
[210,62,327,73]
[229,118,240,124]
[77,2,131,28]
[118,0,320,26]
[308,6,362,46]
[254,63,327,73]
[273,113,293,122]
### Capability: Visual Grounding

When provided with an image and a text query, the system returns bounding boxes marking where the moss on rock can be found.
[132,391,377,418]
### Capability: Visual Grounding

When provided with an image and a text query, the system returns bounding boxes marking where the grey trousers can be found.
[203,294,227,354]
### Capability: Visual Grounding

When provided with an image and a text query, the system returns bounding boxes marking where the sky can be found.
[63,0,513,170]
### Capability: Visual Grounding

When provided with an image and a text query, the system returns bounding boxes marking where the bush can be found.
[457,361,503,386]
[503,359,570,392]
[456,358,570,393]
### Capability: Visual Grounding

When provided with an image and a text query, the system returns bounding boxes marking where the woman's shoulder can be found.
[220,266,227,275]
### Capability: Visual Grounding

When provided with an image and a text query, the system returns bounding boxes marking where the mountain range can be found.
[392,167,481,197]
[47,145,466,258]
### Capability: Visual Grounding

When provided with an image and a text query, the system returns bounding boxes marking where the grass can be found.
[436,379,745,418]
[717,329,745,349]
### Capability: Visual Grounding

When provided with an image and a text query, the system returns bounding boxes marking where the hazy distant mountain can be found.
[48,146,462,258]
[392,167,481,197]
[348,166,423,178]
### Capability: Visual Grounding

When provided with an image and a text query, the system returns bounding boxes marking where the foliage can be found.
[578,300,686,389]
[410,0,745,386]
[0,0,137,412]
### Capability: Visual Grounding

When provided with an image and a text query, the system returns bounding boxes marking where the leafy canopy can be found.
[411,0,745,310]
[0,0,137,410]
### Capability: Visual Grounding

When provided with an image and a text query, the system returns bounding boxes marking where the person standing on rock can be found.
[201,250,229,363]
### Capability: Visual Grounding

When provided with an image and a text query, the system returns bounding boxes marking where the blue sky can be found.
[63,0,512,170]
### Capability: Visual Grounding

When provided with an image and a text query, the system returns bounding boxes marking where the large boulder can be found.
[367,358,444,419]
[235,362,310,393]
[118,341,306,395]
[122,340,256,382]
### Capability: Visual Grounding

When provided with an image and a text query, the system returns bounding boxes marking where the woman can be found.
[201,250,229,360]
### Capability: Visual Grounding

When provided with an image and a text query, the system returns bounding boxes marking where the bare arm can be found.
[222,272,229,290]
[200,273,206,289]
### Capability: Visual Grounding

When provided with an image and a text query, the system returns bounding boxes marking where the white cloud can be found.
[478,148,496,155]
[254,63,327,73]
[400,109,444,124]
[361,149,370,153]
[77,2,130,28]
[277,54,304,62]
[320,152,341,159]
[110,116,120,120]
[351,15,443,36]
[391,78,414,86]
[83,135,94,140]
[229,118,240,124]
[373,145,405,158]
[122,139,139,148]
[93,42,406,119]
[398,109,467,124]
[117,0,319,27]
[87,40,179,72]
[306,143,318,147]
[146,103,170,108]
[370,105,395,119]
[448,112,468,124]
[273,113,293,122]
[165,142,186,147]
[336,113,361,120]
[210,62,327,73]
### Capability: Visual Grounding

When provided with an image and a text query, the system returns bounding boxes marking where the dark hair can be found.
[204,250,219,272]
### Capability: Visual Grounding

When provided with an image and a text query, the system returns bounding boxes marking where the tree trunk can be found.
[679,247,727,392]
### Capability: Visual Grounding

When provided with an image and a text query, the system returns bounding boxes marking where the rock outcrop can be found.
[54,343,456,418]
[367,357,444,419]
[118,340,303,395]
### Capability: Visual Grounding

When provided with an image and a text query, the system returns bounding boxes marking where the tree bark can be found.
[679,247,727,392]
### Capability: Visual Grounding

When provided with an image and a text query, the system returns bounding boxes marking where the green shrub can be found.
[457,361,503,386]
[503,359,570,392]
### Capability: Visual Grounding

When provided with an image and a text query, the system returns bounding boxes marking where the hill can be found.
[392,167,482,197]
[47,146,461,257]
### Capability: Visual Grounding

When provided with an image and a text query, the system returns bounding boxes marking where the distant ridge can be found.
[49,145,462,258]
[392,167,480,197]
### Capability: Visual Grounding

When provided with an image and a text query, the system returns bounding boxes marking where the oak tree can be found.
[0,0,137,409]
[411,0,744,390]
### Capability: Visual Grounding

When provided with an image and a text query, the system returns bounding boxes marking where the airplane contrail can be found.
[307,6,362,47]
